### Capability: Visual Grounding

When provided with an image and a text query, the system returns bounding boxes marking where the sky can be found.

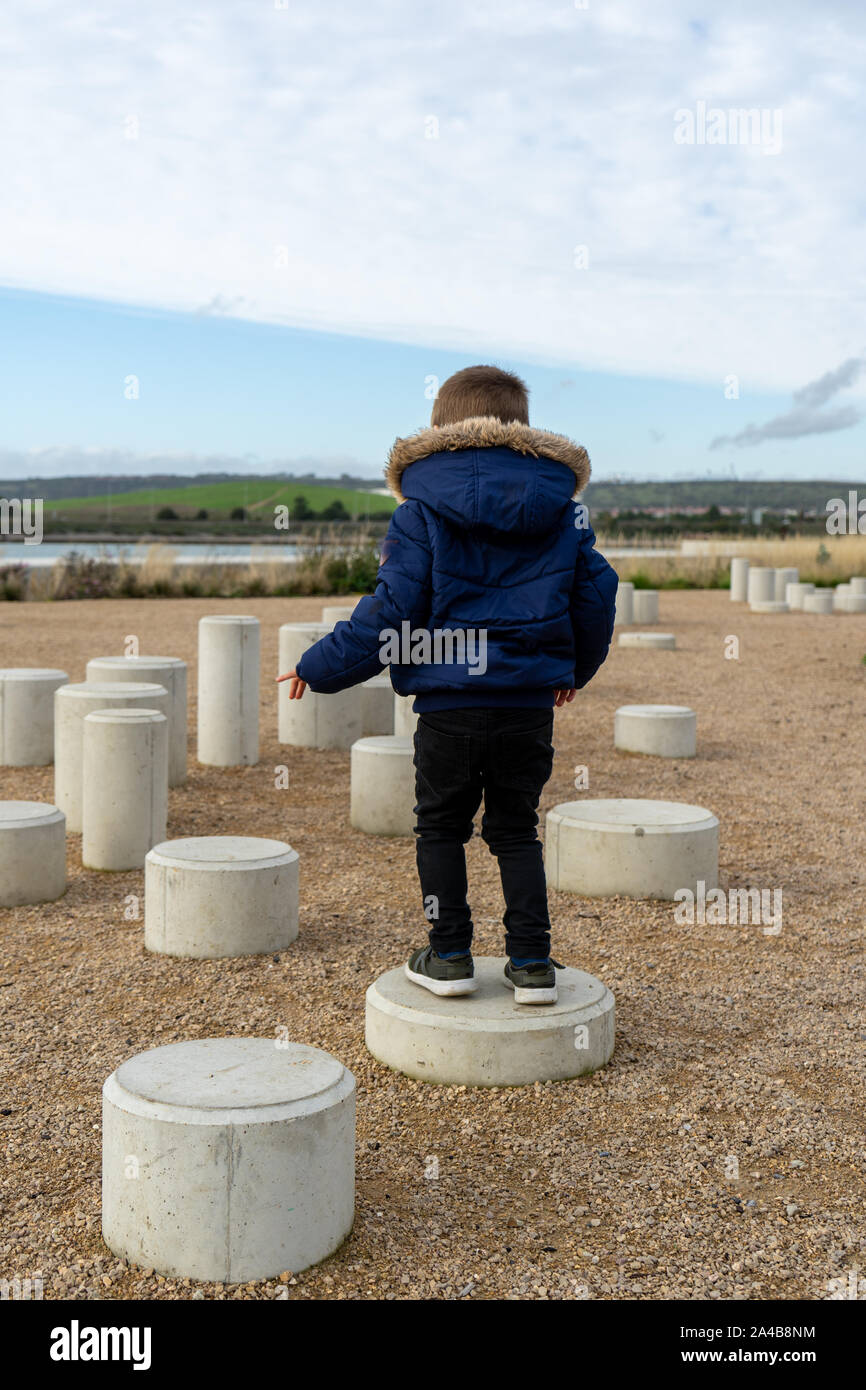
[2,0,865,482]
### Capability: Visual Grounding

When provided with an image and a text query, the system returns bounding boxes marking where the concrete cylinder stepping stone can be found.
[833,584,852,611]
[786,582,814,609]
[365,958,614,1086]
[278,622,361,749]
[54,682,170,833]
[393,692,418,738]
[0,801,66,907]
[617,631,676,650]
[545,798,719,899]
[351,735,415,836]
[101,1037,355,1282]
[361,673,395,736]
[145,835,299,957]
[632,589,659,623]
[729,557,749,602]
[614,580,634,625]
[850,577,866,594]
[750,600,789,614]
[774,566,799,600]
[803,591,833,614]
[86,656,187,785]
[747,567,775,604]
[197,616,259,766]
[321,604,355,625]
[614,704,697,758]
[840,591,866,613]
[82,710,168,871]
[0,668,69,767]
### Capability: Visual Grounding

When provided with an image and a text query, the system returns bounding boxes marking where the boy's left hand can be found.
[553,688,577,707]
[276,669,307,699]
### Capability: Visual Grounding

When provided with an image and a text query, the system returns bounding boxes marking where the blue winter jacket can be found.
[295,417,618,712]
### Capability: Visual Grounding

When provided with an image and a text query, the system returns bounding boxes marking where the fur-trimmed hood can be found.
[385,416,590,503]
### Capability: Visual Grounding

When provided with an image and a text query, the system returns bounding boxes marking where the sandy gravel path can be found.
[1,593,864,1300]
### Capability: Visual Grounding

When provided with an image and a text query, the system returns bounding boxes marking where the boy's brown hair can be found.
[431,364,529,427]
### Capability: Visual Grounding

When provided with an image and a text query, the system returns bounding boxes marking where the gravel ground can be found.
[1,592,864,1302]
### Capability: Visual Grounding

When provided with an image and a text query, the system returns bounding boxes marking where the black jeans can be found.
[413,707,555,960]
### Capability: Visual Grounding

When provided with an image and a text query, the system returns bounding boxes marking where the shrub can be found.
[241,574,268,597]
[116,568,141,598]
[346,545,380,592]
[52,552,117,600]
[156,506,178,520]
[0,562,28,600]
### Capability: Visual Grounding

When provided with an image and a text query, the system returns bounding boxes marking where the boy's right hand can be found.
[276,669,307,699]
[553,688,576,707]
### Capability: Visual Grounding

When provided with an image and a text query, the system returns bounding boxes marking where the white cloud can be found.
[1,0,864,391]
[710,357,863,447]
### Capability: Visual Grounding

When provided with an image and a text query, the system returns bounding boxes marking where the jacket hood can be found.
[385,416,590,537]
[386,416,590,501]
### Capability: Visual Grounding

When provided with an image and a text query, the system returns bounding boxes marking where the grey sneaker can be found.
[503,957,562,1004]
[405,946,477,997]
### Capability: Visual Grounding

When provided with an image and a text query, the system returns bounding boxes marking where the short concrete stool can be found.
[0,669,68,766]
[833,583,851,610]
[361,673,395,736]
[617,631,676,650]
[747,567,775,604]
[803,591,833,614]
[851,577,866,595]
[786,582,814,609]
[774,566,799,600]
[393,692,418,737]
[833,584,852,611]
[632,589,659,623]
[729,557,749,602]
[545,798,719,899]
[82,710,168,870]
[840,591,866,613]
[54,682,170,833]
[86,656,187,785]
[0,801,66,907]
[322,604,356,625]
[750,600,789,614]
[350,735,415,836]
[145,836,299,958]
[197,616,260,767]
[614,581,634,625]
[102,1037,355,1282]
[614,704,697,758]
[365,958,614,1086]
[278,622,361,749]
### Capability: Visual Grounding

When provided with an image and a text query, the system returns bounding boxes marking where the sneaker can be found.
[405,946,477,997]
[503,957,563,1005]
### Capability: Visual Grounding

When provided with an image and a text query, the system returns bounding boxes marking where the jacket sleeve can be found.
[295,501,433,693]
[569,526,618,689]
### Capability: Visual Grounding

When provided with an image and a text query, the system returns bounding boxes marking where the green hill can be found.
[39,478,394,523]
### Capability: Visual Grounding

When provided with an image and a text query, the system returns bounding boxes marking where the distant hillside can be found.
[1,476,394,527]
[583,478,863,513]
[2,474,862,529]
[3,472,861,511]
[0,471,386,503]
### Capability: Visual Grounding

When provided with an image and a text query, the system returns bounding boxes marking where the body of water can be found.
[1,539,678,568]
[0,541,302,567]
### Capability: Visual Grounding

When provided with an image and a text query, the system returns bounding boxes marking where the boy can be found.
[278,365,617,1004]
